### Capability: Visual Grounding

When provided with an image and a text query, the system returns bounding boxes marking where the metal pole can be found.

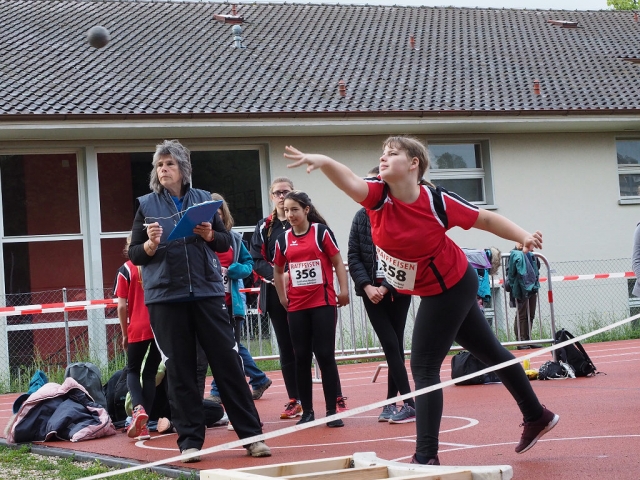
[63,288,71,366]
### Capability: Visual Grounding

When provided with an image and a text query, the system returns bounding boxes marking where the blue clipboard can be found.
[166,200,223,241]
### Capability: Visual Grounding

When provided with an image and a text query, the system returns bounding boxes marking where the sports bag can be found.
[64,362,108,409]
[554,329,597,377]
[102,368,129,429]
[451,351,501,385]
[538,360,575,380]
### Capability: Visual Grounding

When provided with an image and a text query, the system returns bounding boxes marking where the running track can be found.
[1,339,639,479]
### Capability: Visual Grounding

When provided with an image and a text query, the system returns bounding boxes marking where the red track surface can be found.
[2,339,639,479]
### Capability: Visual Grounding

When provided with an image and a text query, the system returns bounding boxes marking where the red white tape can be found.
[498,271,635,284]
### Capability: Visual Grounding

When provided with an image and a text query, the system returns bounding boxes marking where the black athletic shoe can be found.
[296,410,315,425]
[410,454,440,465]
[326,410,344,428]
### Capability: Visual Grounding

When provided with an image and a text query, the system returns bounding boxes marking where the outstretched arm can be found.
[284,146,369,203]
[473,209,542,253]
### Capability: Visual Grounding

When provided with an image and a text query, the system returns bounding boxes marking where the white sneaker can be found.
[212,412,229,427]
[180,448,201,463]
[246,441,271,457]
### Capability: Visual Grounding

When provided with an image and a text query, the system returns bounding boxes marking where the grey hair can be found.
[149,140,192,194]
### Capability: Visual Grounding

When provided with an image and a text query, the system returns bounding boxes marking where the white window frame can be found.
[616,138,640,205]
[426,140,495,208]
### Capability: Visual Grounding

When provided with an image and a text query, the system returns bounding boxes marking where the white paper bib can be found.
[375,246,418,291]
[289,259,323,287]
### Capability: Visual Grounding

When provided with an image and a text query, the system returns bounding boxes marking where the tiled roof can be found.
[2,0,640,117]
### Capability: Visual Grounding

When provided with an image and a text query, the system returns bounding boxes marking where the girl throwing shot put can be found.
[284,136,558,464]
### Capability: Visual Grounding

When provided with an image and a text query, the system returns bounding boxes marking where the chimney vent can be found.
[232,25,245,49]
[215,5,243,25]
[410,35,415,50]
[533,79,540,95]
[338,80,346,97]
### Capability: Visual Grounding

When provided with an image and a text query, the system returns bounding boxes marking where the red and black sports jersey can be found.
[114,260,154,342]
[273,223,340,312]
[361,179,479,296]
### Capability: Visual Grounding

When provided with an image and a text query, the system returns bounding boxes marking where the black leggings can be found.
[288,305,340,413]
[363,293,414,407]
[266,285,299,400]
[411,264,543,458]
[126,338,162,413]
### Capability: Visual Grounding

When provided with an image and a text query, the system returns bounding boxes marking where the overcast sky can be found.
[250,0,609,10]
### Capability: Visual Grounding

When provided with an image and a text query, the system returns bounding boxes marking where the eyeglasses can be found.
[271,190,291,198]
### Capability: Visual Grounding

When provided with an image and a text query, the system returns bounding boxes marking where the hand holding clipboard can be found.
[166,200,223,241]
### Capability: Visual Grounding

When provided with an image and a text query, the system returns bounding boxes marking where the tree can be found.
[607,0,639,10]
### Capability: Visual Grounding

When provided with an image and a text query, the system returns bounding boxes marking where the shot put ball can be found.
[87,26,110,49]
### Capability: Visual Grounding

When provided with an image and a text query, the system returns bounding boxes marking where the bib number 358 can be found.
[376,246,417,291]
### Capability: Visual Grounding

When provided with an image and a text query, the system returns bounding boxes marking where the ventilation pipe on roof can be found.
[338,80,346,97]
[635,11,638,22]
[410,35,416,50]
[533,79,540,95]
[232,24,245,49]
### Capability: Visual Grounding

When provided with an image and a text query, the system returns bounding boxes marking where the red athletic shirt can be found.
[361,180,479,296]
[217,247,234,306]
[273,223,340,312]
[114,260,154,342]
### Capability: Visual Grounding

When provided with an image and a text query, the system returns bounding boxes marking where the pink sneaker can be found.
[336,396,348,413]
[137,425,151,440]
[127,405,149,439]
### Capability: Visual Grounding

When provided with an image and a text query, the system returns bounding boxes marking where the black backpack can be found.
[451,351,501,385]
[554,329,597,377]
[102,368,129,429]
[64,362,108,409]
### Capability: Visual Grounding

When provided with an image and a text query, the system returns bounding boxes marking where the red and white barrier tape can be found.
[0,288,262,318]
[498,271,635,284]
[0,274,634,318]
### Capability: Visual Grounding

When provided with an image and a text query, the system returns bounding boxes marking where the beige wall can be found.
[265,132,639,265]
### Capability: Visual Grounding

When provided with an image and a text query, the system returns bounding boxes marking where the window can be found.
[616,139,640,198]
[427,142,493,205]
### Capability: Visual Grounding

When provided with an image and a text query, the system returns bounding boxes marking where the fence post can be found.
[63,288,71,366]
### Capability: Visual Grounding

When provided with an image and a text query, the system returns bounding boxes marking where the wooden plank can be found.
[388,470,472,480]
[284,466,389,480]
[201,469,273,480]
[229,456,354,477]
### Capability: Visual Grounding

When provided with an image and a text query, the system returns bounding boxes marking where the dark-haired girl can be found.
[273,191,349,428]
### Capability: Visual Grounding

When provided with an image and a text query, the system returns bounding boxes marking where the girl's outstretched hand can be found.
[522,230,543,253]
[284,146,329,173]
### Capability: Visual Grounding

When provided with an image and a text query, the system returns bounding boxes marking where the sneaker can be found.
[378,404,398,422]
[336,396,348,412]
[157,417,174,434]
[280,399,303,419]
[410,454,440,465]
[127,405,149,438]
[208,394,222,404]
[296,410,315,425]
[181,448,200,463]
[252,378,273,400]
[212,412,229,427]
[389,404,416,424]
[515,406,559,454]
[326,410,344,428]
[136,425,151,440]
[246,441,271,457]
[227,422,234,431]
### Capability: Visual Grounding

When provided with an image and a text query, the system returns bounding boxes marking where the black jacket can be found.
[348,208,402,298]
[129,185,231,304]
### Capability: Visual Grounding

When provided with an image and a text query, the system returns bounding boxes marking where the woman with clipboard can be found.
[128,140,271,461]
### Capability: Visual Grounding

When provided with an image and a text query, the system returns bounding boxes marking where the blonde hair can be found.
[268,177,294,238]
[211,193,234,231]
[383,135,434,186]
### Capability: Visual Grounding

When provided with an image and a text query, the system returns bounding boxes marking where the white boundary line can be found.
[79,312,640,479]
